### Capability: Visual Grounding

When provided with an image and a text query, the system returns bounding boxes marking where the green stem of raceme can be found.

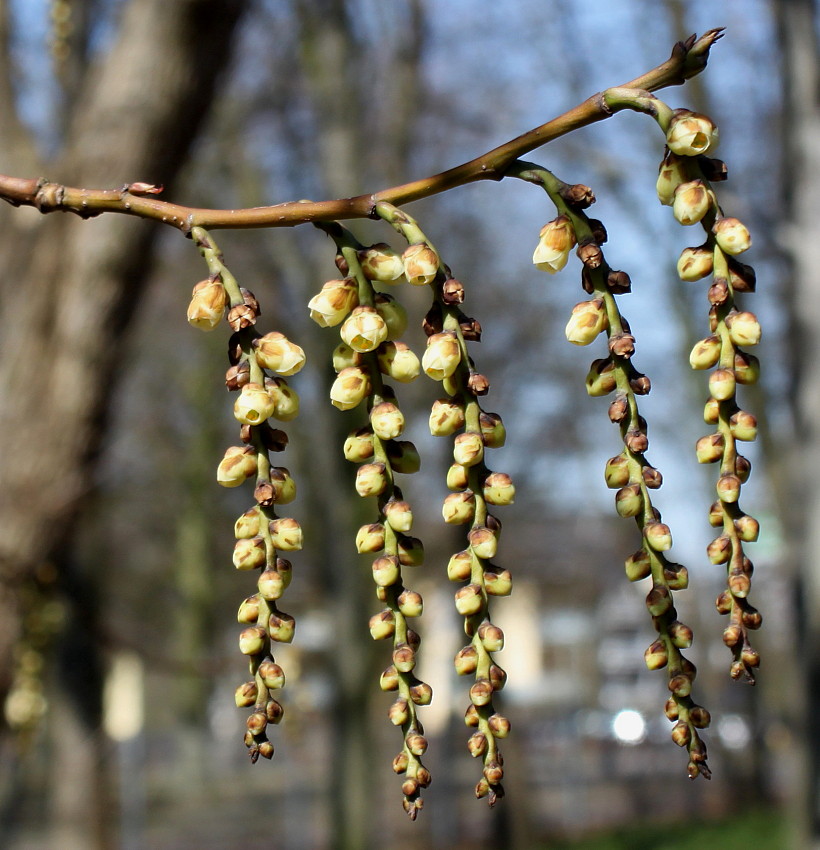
[0,32,724,230]
[508,162,710,780]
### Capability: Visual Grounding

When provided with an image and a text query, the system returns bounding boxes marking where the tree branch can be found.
[0,28,723,232]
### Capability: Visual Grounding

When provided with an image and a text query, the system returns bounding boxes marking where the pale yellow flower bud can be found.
[332,342,362,372]
[689,336,721,370]
[258,568,285,601]
[377,341,420,383]
[268,611,296,643]
[447,462,469,491]
[340,305,388,352]
[370,401,405,440]
[234,382,276,425]
[565,299,608,345]
[356,522,385,553]
[666,110,719,157]
[468,526,497,559]
[217,446,257,488]
[677,246,714,281]
[372,555,400,587]
[656,154,688,206]
[307,278,358,327]
[235,507,261,539]
[359,243,405,283]
[402,243,439,286]
[453,432,484,467]
[713,217,752,255]
[374,292,408,340]
[532,215,576,273]
[187,279,227,331]
[726,311,761,346]
[397,589,423,618]
[254,332,306,376]
[429,398,465,435]
[384,499,413,532]
[442,491,476,524]
[343,427,375,462]
[644,521,673,552]
[233,537,266,571]
[269,517,303,551]
[265,377,300,422]
[673,180,711,226]
[483,472,515,506]
[330,366,371,410]
[258,660,285,690]
[454,584,483,616]
[355,462,388,497]
[696,433,725,464]
[238,626,267,656]
[369,609,396,640]
[422,332,461,379]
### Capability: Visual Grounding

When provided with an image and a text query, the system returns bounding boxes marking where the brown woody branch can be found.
[0,29,723,233]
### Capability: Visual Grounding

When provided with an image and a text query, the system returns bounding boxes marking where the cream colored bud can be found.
[703,396,720,424]
[384,499,413,532]
[343,427,374,463]
[370,401,405,440]
[483,472,515,506]
[254,332,306,376]
[388,697,410,726]
[532,215,576,273]
[402,243,439,286]
[268,611,295,643]
[469,679,493,707]
[238,626,267,656]
[359,243,405,283]
[307,278,358,327]
[233,537,266,571]
[442,491,476,525]
[735,514,760,542]
[409,681,432,706]
[689,336,721,370]
[234,382,276,425]
[455,645,479,676]
[340,306,388,353]
[585,358,617,397]
[713,217,751,255]
[392,643,416,673]
[455,583,484,616]
[696,432,724,463]
[372,555,400,587]
[717,473,742,503]
[615,483,643,518]
[447,550,474,582]
[374,292,408,340]
[644,639,668,670]
[258,568,285,601]
[488,713,511,738]
[677,246,714,281]
[356,523,385,553]
[377,341,420,383]
[256,660,285,691]
[269,517,303,551]
[369,609,396,640]
[730,410,758,442]
[187,279,227,331]
[429,398,465,435]
[485,567,512,596]
[726,311,761,347]
[332,342,362,372]
[644,521,672,551]
[396,534,424,567]
[217,446,257,488]
[453,432,484,467]
[237,594,260,623]
[624,549,651,582]
[666,110,719,157]
[380,665,399,691]
[565,299,608,345]
[673,179,711,225]
[330,366,371,410]
[478,622,504,652]
[604,455,630,489]
[266,467,296,505]
[669,621,694,649]
[398,589,423,618]
[707,534,732,564]
[656,154,688,205]
[260,379,297,424]
[734,352,760,385]
[447,463,469,490]
[479,412,506,448]
[355,462,388,497]
[235,681,258,708]
[646,584,672,617]
[709,368,736,401]
[468,526,497,559]
[422,332,461,380]
[235,507,261,539]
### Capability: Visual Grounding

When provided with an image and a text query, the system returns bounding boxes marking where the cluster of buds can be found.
[373,202,513,806]
[660,109,762,683]
[530,172,711,779]
[190,227,303,763]
[312,227,430,818]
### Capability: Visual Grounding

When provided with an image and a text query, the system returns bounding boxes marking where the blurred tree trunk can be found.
[0,0,248,846]
[778,0,820,847]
